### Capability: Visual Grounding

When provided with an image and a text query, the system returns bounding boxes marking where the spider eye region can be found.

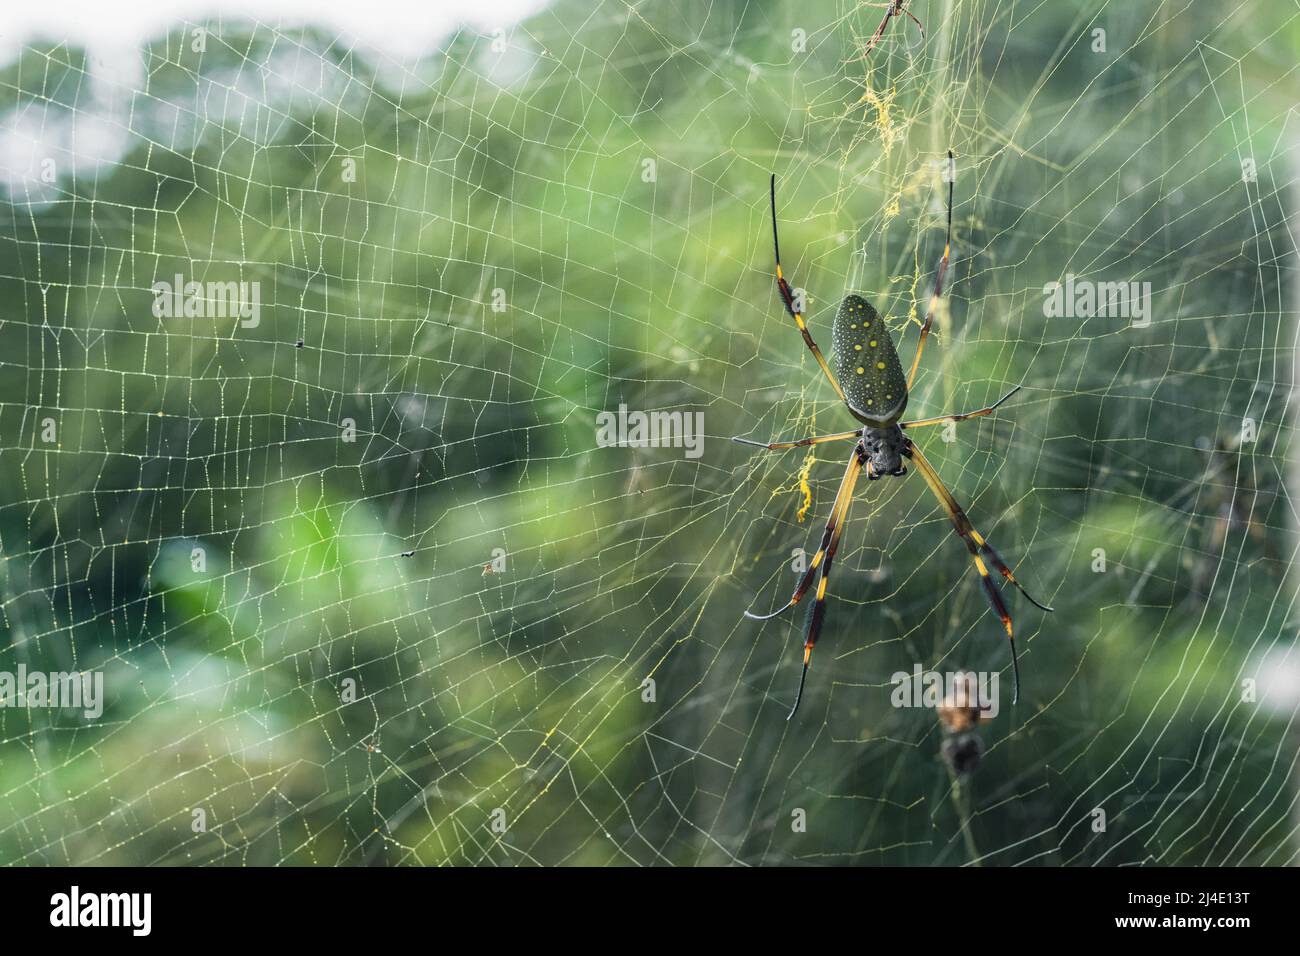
[832,294,907,425]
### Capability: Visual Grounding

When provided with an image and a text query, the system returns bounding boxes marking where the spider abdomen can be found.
[832,294,908,426]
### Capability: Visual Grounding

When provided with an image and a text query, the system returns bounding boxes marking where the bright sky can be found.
[0,0,549,63]
[0,0,550,192]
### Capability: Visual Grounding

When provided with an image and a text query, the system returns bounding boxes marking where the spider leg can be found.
[863,4,898,57]
[900,385,1022,429]
[904,443,1053,705]
[732,428,863,451]
[899,6,926,46]
[744,444,865,621]
[906,150,954,391]
[769,175,848,406]
[789,447,868,719]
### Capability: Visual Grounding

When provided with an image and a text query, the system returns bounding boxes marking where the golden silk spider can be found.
[734,152,1052,719]
[865,1,925,57]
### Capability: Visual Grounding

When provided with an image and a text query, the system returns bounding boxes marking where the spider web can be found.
[1,0,1298,866]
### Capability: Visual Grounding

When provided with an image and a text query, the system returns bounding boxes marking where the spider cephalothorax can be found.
[863,426,910,478]
[734,152,1053,719]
